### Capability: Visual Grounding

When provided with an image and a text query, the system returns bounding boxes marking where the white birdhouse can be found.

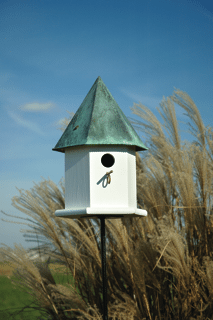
[52,76,148,219]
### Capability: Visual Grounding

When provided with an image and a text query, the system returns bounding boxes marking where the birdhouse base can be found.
[55,207,147,219]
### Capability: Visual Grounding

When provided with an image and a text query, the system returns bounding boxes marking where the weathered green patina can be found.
[53,76,148,152]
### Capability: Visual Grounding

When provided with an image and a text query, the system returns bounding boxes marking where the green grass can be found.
[0,259,104,319]
[0,261,78,320]
[0,273,45,320]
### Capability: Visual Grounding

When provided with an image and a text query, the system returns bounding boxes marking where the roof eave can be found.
[52,144,148,153]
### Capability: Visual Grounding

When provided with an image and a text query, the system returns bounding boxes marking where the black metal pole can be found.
[100,216,108,320]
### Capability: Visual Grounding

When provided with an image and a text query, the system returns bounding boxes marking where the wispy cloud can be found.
[120,88,188,119]
[53,111,74,132]
[8,111,45,135]
[119,88,161,108]
[19,102,55,112]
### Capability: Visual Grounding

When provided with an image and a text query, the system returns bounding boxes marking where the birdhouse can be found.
[52,76,148,219]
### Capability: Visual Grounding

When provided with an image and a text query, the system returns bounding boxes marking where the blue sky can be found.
[0,0,213,252]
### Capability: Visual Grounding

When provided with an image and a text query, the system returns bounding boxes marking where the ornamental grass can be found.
[0,89,213,319]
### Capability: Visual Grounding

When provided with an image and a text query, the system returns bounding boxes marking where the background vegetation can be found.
[0,89,213,319]
[0,259,71,320]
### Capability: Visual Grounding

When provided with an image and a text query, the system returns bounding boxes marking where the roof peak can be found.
[53,76,148,152]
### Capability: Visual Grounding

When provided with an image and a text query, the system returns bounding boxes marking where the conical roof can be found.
[53,76,148,152]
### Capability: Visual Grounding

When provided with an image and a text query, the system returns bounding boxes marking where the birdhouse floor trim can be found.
[55,207,147,219]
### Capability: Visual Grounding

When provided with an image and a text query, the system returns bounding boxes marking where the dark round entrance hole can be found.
[101,153,115,168]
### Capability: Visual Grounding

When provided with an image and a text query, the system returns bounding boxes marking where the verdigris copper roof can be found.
[53,76,148,152]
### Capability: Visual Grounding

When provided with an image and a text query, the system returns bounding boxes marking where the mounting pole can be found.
[100,216,108,320]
